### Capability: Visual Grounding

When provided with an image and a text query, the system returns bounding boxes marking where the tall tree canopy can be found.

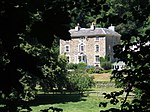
[0,0,72,111]
[96,0,150,111]
[1,0,150,111]
[0,1,99,111]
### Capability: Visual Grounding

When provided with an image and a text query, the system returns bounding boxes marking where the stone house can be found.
[59,23,121,67]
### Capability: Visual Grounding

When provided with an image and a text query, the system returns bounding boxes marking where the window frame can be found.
[95,44,100,52]
[66,55,70,63]
[78,43,85,53]
[95,55,100,63]
[65,45,70,52]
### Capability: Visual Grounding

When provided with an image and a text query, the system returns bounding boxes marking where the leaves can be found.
[0,0,73,111]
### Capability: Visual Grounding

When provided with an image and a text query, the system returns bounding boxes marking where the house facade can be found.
[60,23,121,67]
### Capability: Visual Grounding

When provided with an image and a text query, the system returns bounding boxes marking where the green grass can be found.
[29,73,123,112]
[31,95,121,112]
[29,86,122,112]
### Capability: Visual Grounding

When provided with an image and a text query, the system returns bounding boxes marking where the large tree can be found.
[97,0,150,111]
[1,0,150,111]
[0,1,100,111]
[0,0,72,111]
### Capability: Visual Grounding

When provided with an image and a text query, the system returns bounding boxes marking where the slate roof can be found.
[69,27,121,38]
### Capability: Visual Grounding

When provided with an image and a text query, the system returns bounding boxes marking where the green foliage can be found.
[0,0,72,111]
[77,62,87,71]
[100,56,110,63]
[100,57,112,70]
[67,62,87,71]
[1,0,150,111]
[31,95,109,112]
[100,69,112,74]
[67,63,78,69]
[67,71,94,92]
[85,65,112,74]
[97,0,150,112]
[85,66,95,74]
[101,62,112,70]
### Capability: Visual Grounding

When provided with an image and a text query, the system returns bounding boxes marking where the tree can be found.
[1,0,149,111]
[67,70,94,93]
[97,0,150,111]
[70,0,150,111]
[0,0,72,111]
[100,56,112,70]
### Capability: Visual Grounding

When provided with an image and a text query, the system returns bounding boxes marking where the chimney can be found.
[90,22,95,30]
[108,24,115,31]
[75,23,80,31]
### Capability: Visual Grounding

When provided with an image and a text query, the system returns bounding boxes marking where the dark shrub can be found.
[67,63,78,69]
[101,62,112,70]
[77,62,87,70]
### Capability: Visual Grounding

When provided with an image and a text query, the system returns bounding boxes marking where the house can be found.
[59,23,121,67]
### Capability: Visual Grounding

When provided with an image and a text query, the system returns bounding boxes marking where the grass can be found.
[1,73,133,112]
[31,95,121,112]
[29,73,122,112]
[29,86,122,112]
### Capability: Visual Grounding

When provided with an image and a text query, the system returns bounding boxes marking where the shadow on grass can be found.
[29,93,85,106]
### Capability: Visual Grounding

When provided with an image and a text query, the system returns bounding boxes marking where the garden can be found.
[1,0,150,112]
[26,63,124,112]
[29,73,122,112]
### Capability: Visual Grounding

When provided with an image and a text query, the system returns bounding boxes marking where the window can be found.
[78,55,86,63]
[65,45,70,52]
[95,45,99,52]
[66,56,70,62]
[95,55,100,62]
[78,43,85,52]
[81,45,84,52]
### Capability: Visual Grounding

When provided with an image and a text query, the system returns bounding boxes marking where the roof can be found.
[69,27,121,38]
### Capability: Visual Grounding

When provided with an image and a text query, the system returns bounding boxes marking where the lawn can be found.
[30,73,122,112]
[31,94,121,112]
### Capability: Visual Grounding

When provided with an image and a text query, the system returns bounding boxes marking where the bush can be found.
[67,62,87,71]
[67,71,94,92]
[77,62,87,71]
[100,69,112,74]
[101,62,112,70]
[67,63,78,69]
[85,66,95,74]
[85,65,104,74]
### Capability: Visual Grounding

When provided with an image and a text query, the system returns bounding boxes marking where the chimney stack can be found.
[75,23,80,31]
[90,22,95,30]
[108,24,115,31]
